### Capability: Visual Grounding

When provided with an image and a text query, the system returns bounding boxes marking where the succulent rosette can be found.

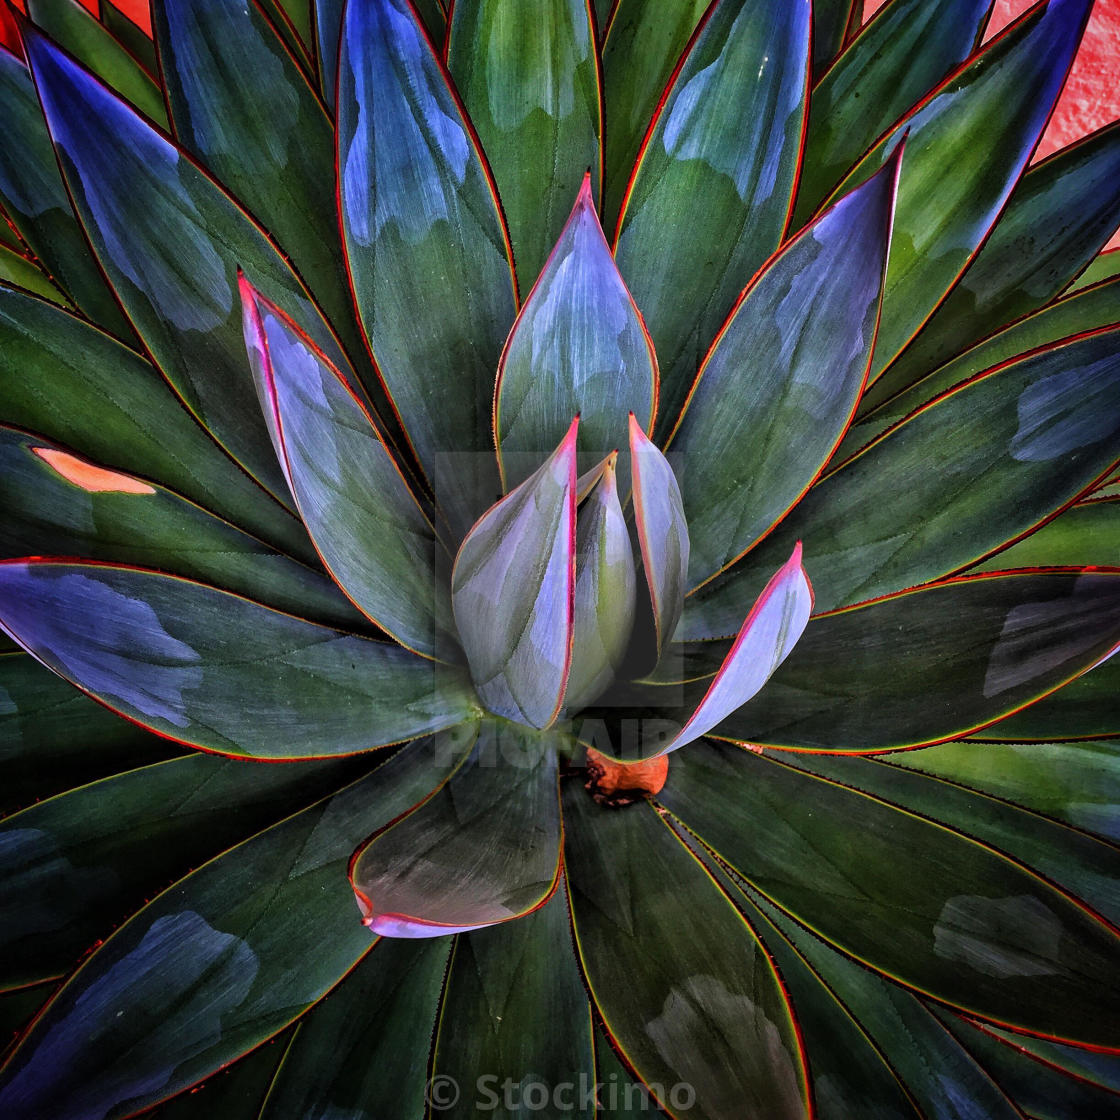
[1,0,1120,1116]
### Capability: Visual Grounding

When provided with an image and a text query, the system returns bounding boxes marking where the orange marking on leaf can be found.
[32,448,155,495]
[585,748,669,807]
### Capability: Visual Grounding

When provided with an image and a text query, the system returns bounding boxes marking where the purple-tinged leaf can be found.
[0,561,478,759]
[350,720,562,937]
[452,419,578,728]
[495,175,657,494]
[630,413,689,658]
[240,278,451,659]
[23,24,358,510]
[670,149,901,589]
[337,0,517,538]
[565,455,637,711]
[656,544,812,755]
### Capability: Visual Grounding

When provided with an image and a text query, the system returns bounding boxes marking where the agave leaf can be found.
[337,0,517,539]
[0,741,471,1120]
[270,0,315,49]
[255,0,315,69]
[692,326,1120,620]
[662,741,1120,1050]
[700,868,928,1120]
[258,937,452,1119]
[614,0,811,437]
[0,242,66,304]
[708,571,1120,751]
[810,0,859,78]
[154,1034,291,1120]
[726,875,1025,1120]
[939,1011,1120,1119]
[775,748,1120,928]
[0,287,310,561]
[0,560,478,759]
[563,787,810,1120]
[26,0,168,127]
[24,26,361,511]
[649,545,811,758]
[793,0,991,226]
[313,0,345,108]
[598,0,710,228]
[0,49,131,336]
[828,0,1093,382]
[100,1,159,74]
[0,752,359,989]
[630,414,689,658]
[433,893,594,1112]
[565,456,637,711]
[447,0,601,287]
[152,0,370,387]
[975,655,1120,742]
[241,281,451,657]
[888,739,1120,844]
[350,720,562,937]
[494,177,657,493]
[0,651,177,816]
[670,150,899,587]
[452,421,577,729]
[0,426,362,631]
[1068,245,1120,292]
[877,119,1120,394]
[844,273,1120,458]
[973,497,1120,572]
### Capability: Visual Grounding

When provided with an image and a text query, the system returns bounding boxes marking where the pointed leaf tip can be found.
[630,416,689,659]
[660,545,813,756]
[453,424,578,728]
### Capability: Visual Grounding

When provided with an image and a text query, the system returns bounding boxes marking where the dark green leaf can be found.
[0,244,66,304]
[670,153,898,586]
[26,26,359,510]
[351,720,561,936]
[453,423,576,728]
[888,738,1120,845]
[0,561,478,758]
[0,741,467,1120]
[1068,246,1120,292]
[27,0,167,127]
[100,1,159,74]
[434,893,595,1117]
[337,0,517,538]
[0,50,130,335]
[727,877,1025,1120]
[0,287,309,560]
[313,0,344,108]
[153,0,370,381]
[973,496,1120,572]
[0,426,361,631]
[494,177,657,494]
[599,0,710,229]
[939,1012,1120,1120]
[447,0,601,286]
[0,651,177,817]
[614,0,810,437]
[259,938,451,1119]
[811,0,858,78]
[241,281,450,656]
[661,740,1120,1048]
[878,119,1120,389]
[827,0,1092,380]
[844,273,1120,457]
[563,787,809,1119]
[0,752,358,988]
[794,0,990,224]
[691,327,1120,621]
[712,571,1120,751]
[975,653,1120,742]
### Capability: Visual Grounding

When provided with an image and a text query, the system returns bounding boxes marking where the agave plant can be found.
[2,0,1120,1115]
